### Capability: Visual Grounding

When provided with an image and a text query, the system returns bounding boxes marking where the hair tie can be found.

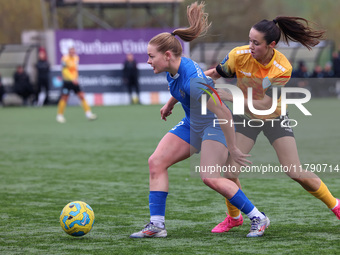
[171,32,175,36]
[273,19,278,24]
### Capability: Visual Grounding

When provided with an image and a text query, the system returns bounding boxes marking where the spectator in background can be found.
[123,53,140,104]
[291,61,310,98]
[332,50,340,98]
[310,63,335,98]
[323,62,334,78]
[293,61,309,78]
[35,50,50,106]
[323,62,335,97]
[0,74,4,106]
[13,65,34,105]
[332,51,340,78]
[311,65,324,78]
[309,65,324,97]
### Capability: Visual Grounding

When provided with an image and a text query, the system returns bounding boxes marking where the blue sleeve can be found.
[188,77,214,102]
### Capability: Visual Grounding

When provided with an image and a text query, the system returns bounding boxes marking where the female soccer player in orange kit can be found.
[205,17,340,233]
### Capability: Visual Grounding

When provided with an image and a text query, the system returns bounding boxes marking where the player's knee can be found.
[285,170,302,180]
[61,95,68,101]
[201,177,215,189]
[291,177,305,186]
[148,154,157,169]
[227,177,239,182]
[148,154,166,177]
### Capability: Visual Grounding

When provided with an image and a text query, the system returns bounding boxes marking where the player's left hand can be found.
[229,147,252,167]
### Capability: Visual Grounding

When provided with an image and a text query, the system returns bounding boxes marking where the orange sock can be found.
[80,99,91,113]
[308,181,337,209]
[57,99,67,115]
[226,198,241,218]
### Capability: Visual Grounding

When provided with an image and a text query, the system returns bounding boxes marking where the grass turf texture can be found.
[0,99,339,254]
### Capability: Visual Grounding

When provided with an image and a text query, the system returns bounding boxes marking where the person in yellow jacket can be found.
[56,47,97,123]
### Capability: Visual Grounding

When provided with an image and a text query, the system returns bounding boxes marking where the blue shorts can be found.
[169,118,227,152]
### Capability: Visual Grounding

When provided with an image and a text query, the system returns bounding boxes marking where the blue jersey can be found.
[167,57,216,132]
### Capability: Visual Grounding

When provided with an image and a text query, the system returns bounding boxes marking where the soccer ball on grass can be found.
[60,201,95,236]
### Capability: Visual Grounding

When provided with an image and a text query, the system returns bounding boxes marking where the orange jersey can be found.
[217,45,292,119]
[61,54,79,81]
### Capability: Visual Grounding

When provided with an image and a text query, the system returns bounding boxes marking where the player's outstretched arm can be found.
[206,94,252,167]
[204,68,221,80]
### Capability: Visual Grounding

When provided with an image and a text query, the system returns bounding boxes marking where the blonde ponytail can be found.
[149,2,210,57]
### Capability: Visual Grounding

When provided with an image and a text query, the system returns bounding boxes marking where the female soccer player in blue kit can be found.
[130,2,270,238]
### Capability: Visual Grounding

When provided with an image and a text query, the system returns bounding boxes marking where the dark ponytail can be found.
[253,16,325,50]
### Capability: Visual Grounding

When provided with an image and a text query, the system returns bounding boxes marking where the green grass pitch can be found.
[0,98,339,254]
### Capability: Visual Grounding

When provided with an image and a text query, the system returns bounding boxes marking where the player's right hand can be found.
[160,104,174,121]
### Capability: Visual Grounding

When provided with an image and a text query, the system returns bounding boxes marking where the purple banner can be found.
[55,29,188,65]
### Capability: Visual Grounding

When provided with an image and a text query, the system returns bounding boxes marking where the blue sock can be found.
[149,191,168,217]
[228,189,255,214]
